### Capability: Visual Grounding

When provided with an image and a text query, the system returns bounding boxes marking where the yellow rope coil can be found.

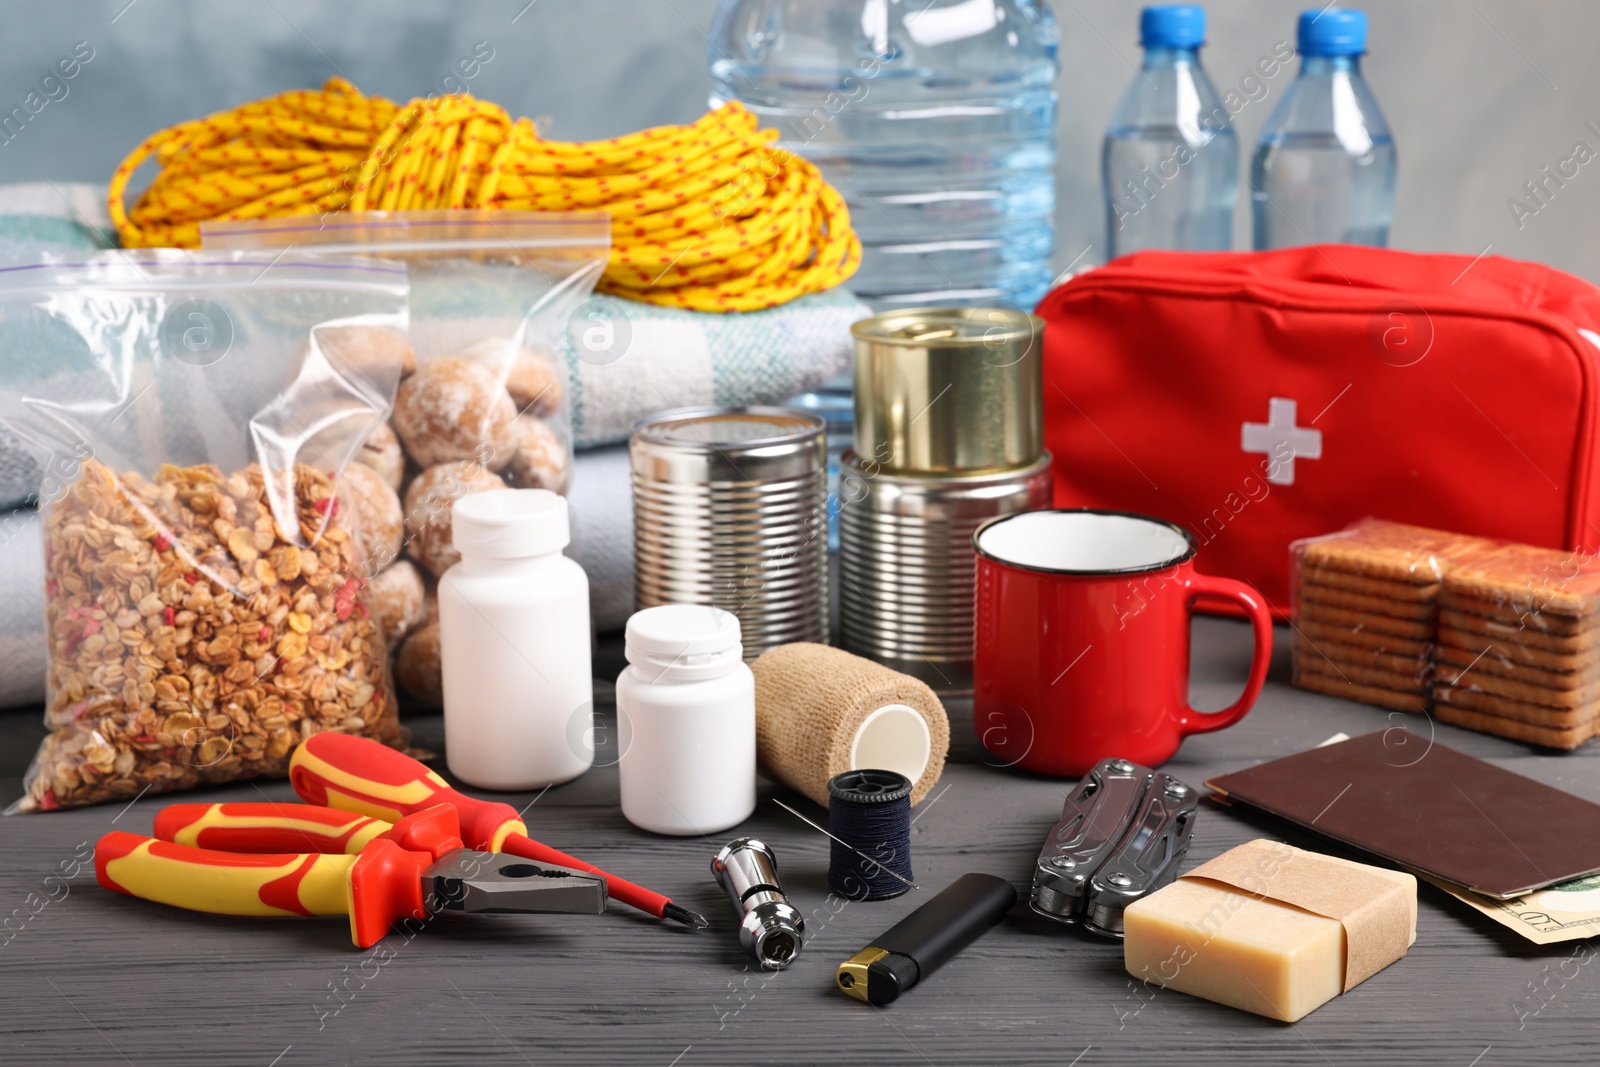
[108,78,861,312]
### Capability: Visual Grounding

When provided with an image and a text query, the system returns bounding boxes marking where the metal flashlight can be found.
[712,838,806,970]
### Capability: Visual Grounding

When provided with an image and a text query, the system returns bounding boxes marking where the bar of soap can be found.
[1123,841,1416,1022]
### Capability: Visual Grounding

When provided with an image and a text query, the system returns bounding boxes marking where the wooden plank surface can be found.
[1,618,1596,1066]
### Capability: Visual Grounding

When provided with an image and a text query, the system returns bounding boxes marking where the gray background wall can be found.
[0,0,1595,281]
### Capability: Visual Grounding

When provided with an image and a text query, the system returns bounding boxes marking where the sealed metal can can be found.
[631,407,828,659]
[838,449,1053,692]
[851,307,1044,475]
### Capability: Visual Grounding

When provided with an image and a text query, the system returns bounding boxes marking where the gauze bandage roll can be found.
[751,643,950,807]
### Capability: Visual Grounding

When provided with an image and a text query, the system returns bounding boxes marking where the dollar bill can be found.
[1422,873,1600,944]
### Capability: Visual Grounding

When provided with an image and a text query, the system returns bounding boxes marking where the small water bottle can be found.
[439,489,593,791]
[709,0,1060,311]
[616,605,756,836]
[1251,8,1396,249]
[1103,4,1237,257]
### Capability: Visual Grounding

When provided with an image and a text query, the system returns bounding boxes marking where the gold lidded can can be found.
[842,306,1052,691]
[851,307,1044,475]
[631,406,828,661]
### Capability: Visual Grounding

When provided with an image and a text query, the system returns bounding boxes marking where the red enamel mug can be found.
[972,508,1273,777]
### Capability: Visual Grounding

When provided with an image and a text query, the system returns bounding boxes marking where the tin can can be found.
[851,307,1044,475]
[631,407,828,659]
[838,449,1053,692]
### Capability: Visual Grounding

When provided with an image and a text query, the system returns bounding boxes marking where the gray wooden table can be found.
[1,618,1595,1066]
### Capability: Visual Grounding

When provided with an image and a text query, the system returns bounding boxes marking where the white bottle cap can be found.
[625,604,744,682]
[452,488,569,559]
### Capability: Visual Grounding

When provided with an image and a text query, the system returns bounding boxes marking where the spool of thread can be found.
[827,770,915,901]
[751,643,950,808]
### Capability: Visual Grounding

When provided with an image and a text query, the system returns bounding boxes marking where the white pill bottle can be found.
[439,489,593,791]
[616,605,756,835]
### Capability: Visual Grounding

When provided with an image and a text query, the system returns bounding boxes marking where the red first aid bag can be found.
[1037,246,1600,615]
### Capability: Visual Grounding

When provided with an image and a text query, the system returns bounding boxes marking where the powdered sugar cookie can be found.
[396,621,443,707]
[317,324,415,380]
[392,356,517,469]
[368,560,427,648]
[341,461,404,571]
[453,337,564,416]
[403,460,505,577]
[502,414,570,493]
[355,421,404,491]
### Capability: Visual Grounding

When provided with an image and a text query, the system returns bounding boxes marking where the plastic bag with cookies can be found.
[202,212,609,706]
[0,250,411,811]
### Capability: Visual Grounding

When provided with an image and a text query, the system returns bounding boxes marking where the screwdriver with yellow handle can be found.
[95,802,606,948]
[289,732,709,928]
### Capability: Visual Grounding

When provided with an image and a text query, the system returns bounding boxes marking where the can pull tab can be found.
[1029,758,1199,938]
[888,322,962,342]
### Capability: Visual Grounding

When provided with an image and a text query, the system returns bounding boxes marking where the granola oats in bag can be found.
[0,250,410,811]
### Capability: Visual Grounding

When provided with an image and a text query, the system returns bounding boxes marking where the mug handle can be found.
[1177,572,1273,736]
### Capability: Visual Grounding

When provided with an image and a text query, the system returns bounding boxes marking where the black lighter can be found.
[835,873,1017,1005]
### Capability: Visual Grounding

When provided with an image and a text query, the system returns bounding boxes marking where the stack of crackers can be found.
[1433,545,1600,749]
[1292,520,1493,714]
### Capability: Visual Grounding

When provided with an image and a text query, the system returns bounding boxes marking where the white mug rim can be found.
[973,508,1198,576]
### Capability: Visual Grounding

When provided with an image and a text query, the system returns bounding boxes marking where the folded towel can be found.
[565,444,634,633]
[0,181,113,254]
[0,508,45,708]
[562,289,865,448]
[0,182,116,509]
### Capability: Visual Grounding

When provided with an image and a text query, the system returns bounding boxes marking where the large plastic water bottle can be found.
[709,0,1060,311]
[1250,8,1396,249]
[1102,5,1237,258]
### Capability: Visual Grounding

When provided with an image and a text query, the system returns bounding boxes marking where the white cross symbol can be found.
[1241,397,1322,486]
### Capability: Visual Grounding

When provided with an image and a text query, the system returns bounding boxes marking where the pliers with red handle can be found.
[94,801,606,948]
[289,732,708,928]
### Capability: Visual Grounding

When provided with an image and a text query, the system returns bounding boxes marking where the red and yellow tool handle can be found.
[290,732,525,852]
[96,831,429,948]
[289,733,674,920]
[153,802,466,861]
[154,802,390,854]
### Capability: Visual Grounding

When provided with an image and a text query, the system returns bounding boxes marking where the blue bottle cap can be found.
[1297,8,1368,56]
[1140,5,1205,50]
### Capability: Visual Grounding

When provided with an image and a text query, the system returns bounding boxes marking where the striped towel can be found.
[562,288,864,448]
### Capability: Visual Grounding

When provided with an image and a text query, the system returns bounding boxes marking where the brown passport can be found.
[1206,730,1600,899]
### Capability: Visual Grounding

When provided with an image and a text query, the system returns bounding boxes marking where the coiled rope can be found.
[108,77,860,311]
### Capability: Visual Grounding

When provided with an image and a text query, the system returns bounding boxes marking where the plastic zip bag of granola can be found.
[0,250,410,811]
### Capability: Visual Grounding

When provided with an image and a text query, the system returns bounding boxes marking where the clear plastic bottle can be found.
[439,489,593,791]
[709,0,1060,311]
[616,605,756,836]
[1251,8,1396,249]
[1103,5,1237,258]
